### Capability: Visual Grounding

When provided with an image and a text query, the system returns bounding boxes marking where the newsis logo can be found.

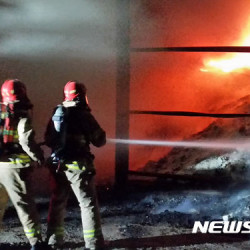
[192,221,250,234]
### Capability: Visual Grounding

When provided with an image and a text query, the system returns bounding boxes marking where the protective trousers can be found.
[47,169,104,249]
[0,167,42,246]
[0,184,8,230]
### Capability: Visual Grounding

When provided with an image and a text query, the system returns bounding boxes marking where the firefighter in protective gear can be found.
[45,81,106,250]
[0,79,44,249]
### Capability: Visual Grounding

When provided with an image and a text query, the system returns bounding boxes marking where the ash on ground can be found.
[1,180,250,250]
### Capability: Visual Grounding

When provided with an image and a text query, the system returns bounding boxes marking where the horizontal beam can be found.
[130,110,250,118]
[128,170,230,182]
[131,46,250,53]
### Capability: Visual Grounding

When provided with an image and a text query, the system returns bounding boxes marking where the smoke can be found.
[1,1,250,183]
[0,0,116,59]
[141,190,250,225]
[147,189,250,224]
[0,0,117,185]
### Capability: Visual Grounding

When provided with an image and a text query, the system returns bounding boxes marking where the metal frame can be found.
[115,2,250,186]
[131,46,250,53]
[115,0,130,188]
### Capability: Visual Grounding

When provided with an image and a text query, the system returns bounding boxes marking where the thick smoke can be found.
[0,0,115,59]
[0,0,117,185]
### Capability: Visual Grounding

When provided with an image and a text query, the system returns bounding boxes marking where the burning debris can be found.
[142,95,250,184]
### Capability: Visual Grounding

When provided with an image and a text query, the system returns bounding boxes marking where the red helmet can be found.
[1,79,27,103]
[64,81,88,105]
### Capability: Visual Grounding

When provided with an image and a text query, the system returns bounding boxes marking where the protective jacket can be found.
[45,100,106,249]
[0,108,44,167]
[45,101,106,171]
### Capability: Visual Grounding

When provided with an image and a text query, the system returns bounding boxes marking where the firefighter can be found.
[45,81,106,250]
[0,79,44,250]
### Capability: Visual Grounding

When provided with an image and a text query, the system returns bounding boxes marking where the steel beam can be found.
[130,110,250,118]
[131,46,250,53]
[115,0,130,189]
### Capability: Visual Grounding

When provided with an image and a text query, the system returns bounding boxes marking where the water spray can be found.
[108,138,250,151]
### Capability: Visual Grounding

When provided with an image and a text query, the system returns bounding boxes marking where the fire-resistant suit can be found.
[0,79,44,248]
[45,81,106,250]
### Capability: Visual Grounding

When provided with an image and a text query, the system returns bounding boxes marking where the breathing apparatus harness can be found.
[0,102,28,155]
[50,102,95,178]
[51,104,68,172]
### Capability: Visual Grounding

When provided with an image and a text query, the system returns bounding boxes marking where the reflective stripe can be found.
[15,158,30,164]
[3,129,18,136]
[84,229,95,238]
[24,228,36,237]
[3,128,19,143]
[70,90,76,94]
[0,154,31,165]
[0,160,30,164]
[65,161,86,171]
[3,129,13,135]
[24,227,41,238]
[83,229,101,239]
[84,229,95,233]
[18,154,31,160]
[13,154,31,164]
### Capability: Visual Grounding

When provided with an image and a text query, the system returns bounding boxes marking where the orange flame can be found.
[202,22,250,73]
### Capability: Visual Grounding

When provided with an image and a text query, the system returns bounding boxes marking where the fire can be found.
[202,53,250,73]
[202,23,250,73]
